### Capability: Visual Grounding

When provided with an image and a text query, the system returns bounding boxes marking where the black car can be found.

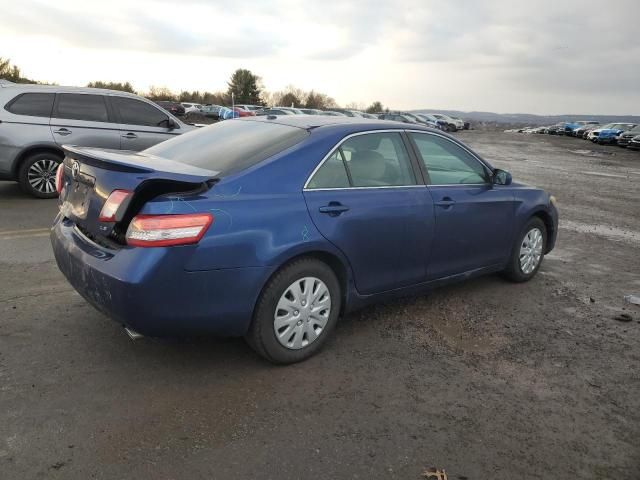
[156,101,185,116]
[546,124,564,135]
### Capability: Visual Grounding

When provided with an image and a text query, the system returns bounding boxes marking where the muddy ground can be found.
[1,131,639,479]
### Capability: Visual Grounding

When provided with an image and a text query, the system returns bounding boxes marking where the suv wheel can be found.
[246,258,341,364]
[18,152,63,198]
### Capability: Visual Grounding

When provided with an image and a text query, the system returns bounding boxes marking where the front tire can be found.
[18,152,63,198]
[503,217,547,282]
[246,258,341,364]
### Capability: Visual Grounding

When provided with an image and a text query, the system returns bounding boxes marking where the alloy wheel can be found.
[519,228,543,274]
[27,159,59,194]
[273,277,331,350]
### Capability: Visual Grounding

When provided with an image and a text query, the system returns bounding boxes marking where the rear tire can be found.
[246,258,341,364]
[503,217,547,283]
[18,151,63,199]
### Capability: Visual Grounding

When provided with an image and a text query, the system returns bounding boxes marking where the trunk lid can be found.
[59,145,219,245]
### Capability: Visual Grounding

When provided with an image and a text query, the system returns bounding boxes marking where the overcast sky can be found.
[2,0,639,115]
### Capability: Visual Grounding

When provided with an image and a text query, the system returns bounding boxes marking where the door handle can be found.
[435,197,456,207]
[121,132,138,139]
[53,128,71,136]
[319,202,349,216]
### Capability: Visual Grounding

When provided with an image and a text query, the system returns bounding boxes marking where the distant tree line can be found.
[1,58,386,112]
[0,57,39,84]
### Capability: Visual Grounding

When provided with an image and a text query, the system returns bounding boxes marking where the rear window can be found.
[146,120,309,175]
[5,93,55,117]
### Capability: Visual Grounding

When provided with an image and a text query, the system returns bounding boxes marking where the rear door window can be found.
[54,94,109,122]
[340,132,416,187]
[5,93,55,117]
[112,97,169,127]
[145,119,309,175]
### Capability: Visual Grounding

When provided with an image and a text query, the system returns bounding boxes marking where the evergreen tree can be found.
[227,69,262,105]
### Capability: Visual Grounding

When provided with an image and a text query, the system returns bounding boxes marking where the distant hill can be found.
[412,109,640,126]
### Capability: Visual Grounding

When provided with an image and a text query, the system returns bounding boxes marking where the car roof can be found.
[0,82,144,98]
[236,115,439,133]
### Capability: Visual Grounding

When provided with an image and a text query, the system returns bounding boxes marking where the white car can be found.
[428,113,463,131]
[181,102,202,114]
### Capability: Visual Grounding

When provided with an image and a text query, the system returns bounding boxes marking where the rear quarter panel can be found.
[137,128,354,272]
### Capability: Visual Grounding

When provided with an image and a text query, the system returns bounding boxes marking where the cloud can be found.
[1,0,639,114]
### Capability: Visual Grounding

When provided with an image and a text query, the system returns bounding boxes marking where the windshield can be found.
[146,119,309,176]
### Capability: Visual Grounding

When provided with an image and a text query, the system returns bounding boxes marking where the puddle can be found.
[561,220,640,245]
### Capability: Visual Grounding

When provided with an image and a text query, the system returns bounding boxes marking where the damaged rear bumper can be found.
[51,217,272,337]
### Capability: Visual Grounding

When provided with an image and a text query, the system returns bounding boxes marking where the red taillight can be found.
[55,163,65,194]
[99,190,133,222]
[126,213,213,247]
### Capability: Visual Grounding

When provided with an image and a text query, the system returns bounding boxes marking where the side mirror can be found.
[493,169,512,186]
[166,117,177,130]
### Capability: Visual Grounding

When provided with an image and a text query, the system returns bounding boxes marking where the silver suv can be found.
[0,81,192,198]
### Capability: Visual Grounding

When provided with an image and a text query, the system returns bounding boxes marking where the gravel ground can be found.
[1,130,639,479]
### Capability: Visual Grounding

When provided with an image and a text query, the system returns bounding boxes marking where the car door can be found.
[110,96,182,151]
[303,131,435,295]
[50,93,121,149]
[408,131,515,280]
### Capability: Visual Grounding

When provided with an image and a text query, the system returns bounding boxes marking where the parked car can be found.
[320,111,347,116]
[616,125,640,147]
[588,123,637,144]
[156,101,185,116]
[377,113,417,123]
[575,124,599,139]
[256,108,297,116]
[201,104,223,118]
[235,104,264,112]
[427,113,460,131]
[546,123,566,135]
[271,107,305,115]
[449,116,469,130]
[51,116,558,363]
[0,82,190,198]
[360,112,379,119]
[299,108,322,115]
[181,102,202,114]
[233,107,256,118]
[628,135,640,150]
[330,109,365,117]
[565,120,599,136]
[414,113,445,129]
[393,112,437,128]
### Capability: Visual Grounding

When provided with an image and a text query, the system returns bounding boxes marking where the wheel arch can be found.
[12,144,64,178]
[257,248,353,319]
[531,208,555,253]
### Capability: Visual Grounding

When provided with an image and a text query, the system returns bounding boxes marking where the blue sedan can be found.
[51,116,558,363]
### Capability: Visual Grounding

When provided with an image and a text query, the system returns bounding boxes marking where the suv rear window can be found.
[5,93,55,117]
[146,120,309,175]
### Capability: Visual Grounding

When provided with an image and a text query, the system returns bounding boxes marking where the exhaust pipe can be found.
[124,327,144,340]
